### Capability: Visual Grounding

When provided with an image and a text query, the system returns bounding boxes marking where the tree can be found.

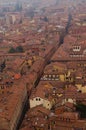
[75,103,86,118]
[0,60,6,72]
[16,46,24,53]
[43,16,48,22]
[8,46,24,53]
[8,47,16,53]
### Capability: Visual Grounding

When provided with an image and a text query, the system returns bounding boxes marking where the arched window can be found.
[1,86,4,89]
[36,98,38,101]
[39,98,41,101]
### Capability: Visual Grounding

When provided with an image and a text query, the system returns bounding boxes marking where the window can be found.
[69,77,72,81]
[66,118,70,122]
[10,81,13,84]
[53,87,56,90]
[49,75,51,78]
[78,90,82,93]
[66,99,68,101]
[73,46,81,52]
[45,75,48,78]
[1,86,4,89]
[45,116,48,119]
[36,98,41,101]
[52,69,55,72]
[35,122,37,125]
[48,125,50,129]
[41,124,44,127]
[78,64,80,66]
[26,62,29,65]
[53,75,55,78]
[56,75,59,77]
[36,98,38,101]
[53,121,55,124]
[6,82,9,85]
[45,93,49,98]
[66,77,68,80]
[32,51,34,53]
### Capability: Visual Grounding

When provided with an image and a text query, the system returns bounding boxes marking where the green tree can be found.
[8,47,16,53]
[16,46,24,53]
[75,103,86,118]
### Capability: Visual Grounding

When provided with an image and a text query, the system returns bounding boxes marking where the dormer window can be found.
[73,46,81,52]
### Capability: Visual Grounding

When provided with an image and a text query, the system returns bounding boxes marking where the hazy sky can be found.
[0,0,84,6]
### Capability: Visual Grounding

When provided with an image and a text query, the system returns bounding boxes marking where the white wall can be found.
[30,97,52,110]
